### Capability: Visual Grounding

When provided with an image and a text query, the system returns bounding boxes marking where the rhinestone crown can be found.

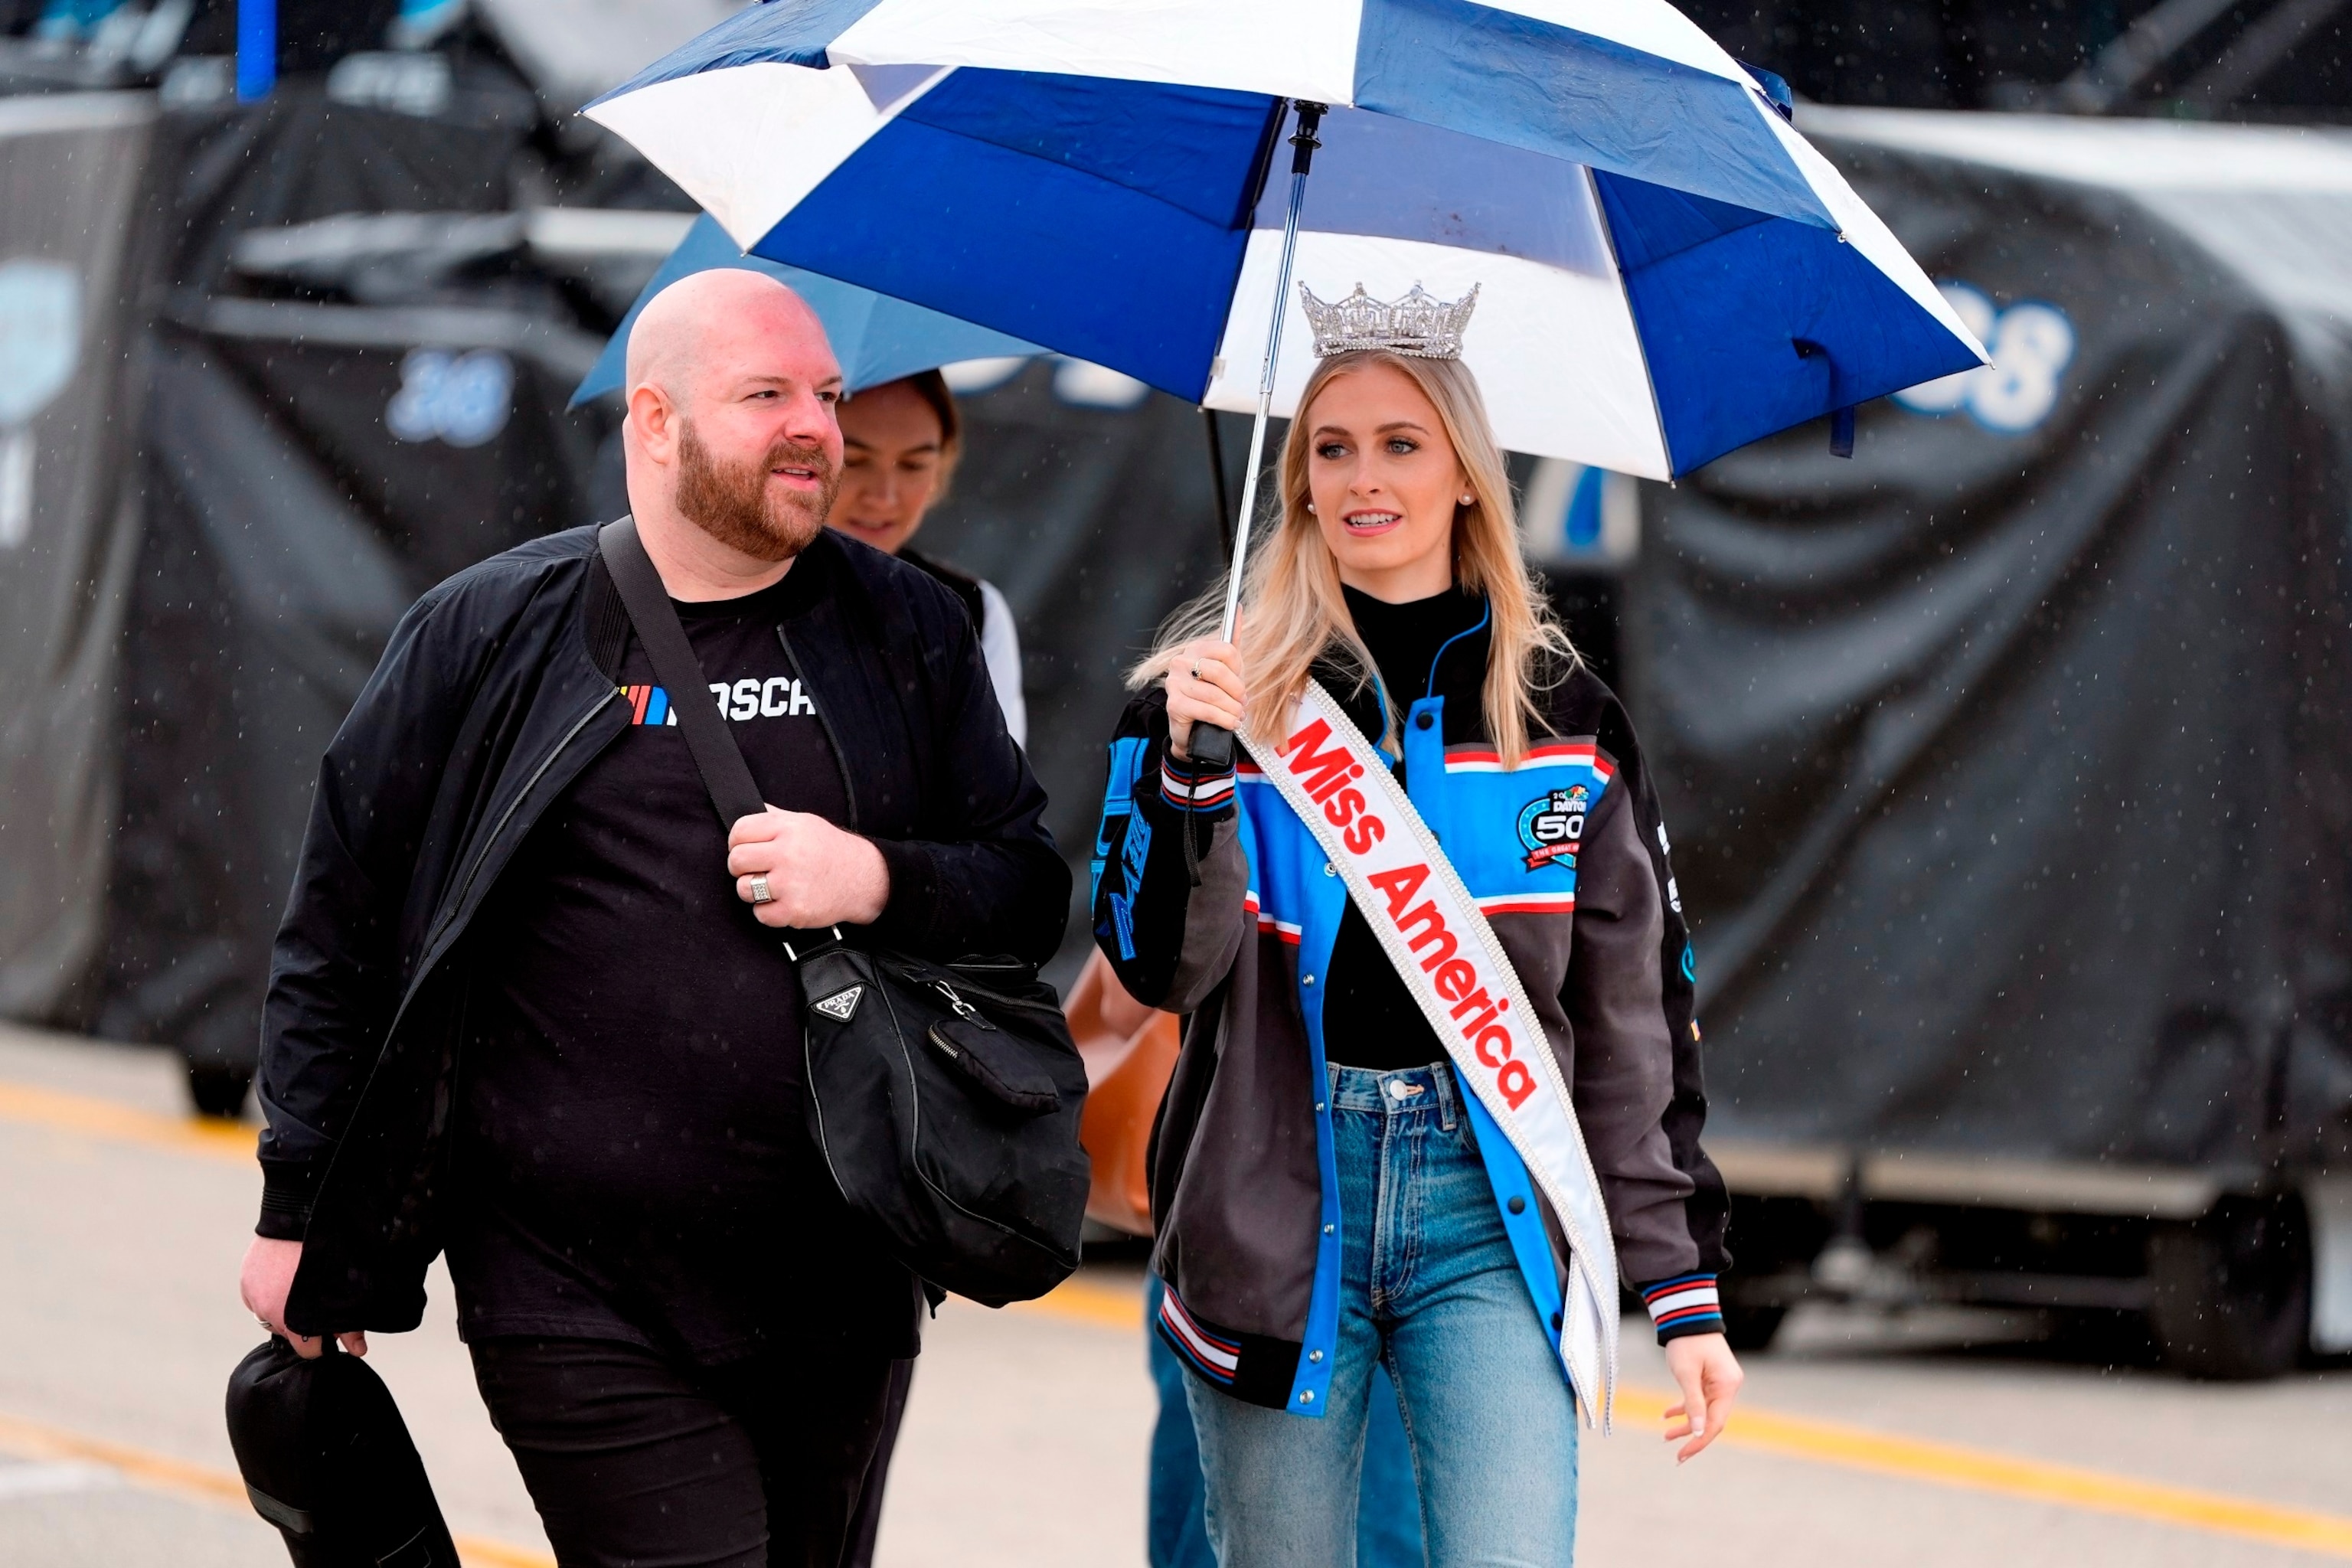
[1299,280,1480,360]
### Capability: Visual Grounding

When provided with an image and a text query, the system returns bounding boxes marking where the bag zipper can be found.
[874,955,1063,1021]
[931,980,995,1029]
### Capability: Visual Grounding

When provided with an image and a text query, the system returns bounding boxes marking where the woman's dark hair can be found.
[880,369,962,499]
[900,368,962,456]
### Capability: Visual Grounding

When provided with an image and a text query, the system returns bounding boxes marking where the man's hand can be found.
[1662,1331,1743,1462]
[240,1236,366,1360]
[727,807,890,929]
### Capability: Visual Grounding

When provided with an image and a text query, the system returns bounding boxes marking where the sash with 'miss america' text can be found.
[1243,681,1622,1427]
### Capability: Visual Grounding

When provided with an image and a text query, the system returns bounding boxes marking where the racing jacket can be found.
[1093,609,1729,1414]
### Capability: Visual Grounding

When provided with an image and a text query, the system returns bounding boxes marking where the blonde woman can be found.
[1089,305,1740,1563]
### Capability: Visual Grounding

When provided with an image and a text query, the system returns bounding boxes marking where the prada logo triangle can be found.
[812,985,863,1023]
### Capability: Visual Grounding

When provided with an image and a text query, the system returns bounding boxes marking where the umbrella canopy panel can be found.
[586,0,1983,477]
[603,0,1835,224]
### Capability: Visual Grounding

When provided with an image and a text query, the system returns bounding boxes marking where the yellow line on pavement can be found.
[1008,1274,1146,1331]
[0,1409,248,1509]
[1615,1384,2352,1560]
[0,1408,554,1568]
[1018,1282,2352,1560]
[0,1077,255,1167]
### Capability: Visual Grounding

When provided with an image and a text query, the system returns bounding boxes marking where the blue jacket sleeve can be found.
[1089,689,1250,1014]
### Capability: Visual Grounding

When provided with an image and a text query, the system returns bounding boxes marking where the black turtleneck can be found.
[1321,585,1488,1072]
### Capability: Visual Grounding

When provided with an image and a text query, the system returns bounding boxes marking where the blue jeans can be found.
[1148,1276,1423,1568]
[1187,1063,1579,1568]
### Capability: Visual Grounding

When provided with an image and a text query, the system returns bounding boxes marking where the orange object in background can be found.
[1065,949,1180,1238]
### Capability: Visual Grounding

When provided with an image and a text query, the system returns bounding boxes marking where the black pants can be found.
[469,1338,896,1568]
[839,1360,914,1568]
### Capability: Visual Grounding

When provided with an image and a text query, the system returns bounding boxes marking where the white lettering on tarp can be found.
[1895,284,2075,434]
[0,258,83,550]
[386,348,513,447]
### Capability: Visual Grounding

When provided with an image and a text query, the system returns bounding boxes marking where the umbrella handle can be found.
[1199,101,1325,776]
[1187,722,1238,773]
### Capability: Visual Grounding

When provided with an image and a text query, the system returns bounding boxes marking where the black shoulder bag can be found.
[596,518,1089,1307]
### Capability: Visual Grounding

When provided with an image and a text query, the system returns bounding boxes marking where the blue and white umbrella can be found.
[583,0,1985,482]
[589,3,1989,1424]
[570,212,1041,407]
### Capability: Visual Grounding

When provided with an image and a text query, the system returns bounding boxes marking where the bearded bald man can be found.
[237,272,1067,1566]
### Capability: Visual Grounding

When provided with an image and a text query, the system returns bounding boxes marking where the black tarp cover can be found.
[0,92,154,1021]
[95,87,604,1070]
[1632,111,2352,1176]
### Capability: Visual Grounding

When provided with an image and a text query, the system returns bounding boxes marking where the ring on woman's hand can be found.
[1189,663,1201,679]
[748,874,774,905]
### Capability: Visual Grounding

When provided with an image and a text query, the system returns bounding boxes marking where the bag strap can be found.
[599,518,854,962]
[598,517,766,828]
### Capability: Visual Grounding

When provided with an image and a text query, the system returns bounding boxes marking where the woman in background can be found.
[829,368,1027,746]
[829,367,1025,1568]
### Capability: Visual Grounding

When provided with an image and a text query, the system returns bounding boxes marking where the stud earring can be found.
[1305,502,1316,513]
[1459,494,1475,506]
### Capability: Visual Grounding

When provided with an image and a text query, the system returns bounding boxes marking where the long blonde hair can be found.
[1137,350,1575,765]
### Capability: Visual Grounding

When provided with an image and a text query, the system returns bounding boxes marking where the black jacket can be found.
[256,524,1069,1336]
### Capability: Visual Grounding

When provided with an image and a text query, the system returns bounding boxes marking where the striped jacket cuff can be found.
[1641,1274,1723,1342]
[1158,757,1235,813]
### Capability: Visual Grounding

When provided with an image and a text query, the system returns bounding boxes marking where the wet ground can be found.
[1,1021,2346,1567]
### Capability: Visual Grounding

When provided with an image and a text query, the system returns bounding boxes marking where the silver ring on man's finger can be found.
[749,874,774,905]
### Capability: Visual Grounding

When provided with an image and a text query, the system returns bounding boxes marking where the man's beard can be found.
[675,417,838,562]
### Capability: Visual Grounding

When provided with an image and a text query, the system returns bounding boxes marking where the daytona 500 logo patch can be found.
[1517,786,1586,871]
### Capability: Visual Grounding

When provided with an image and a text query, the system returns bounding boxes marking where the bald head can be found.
[622,270,846,577]
[626,268,835,406]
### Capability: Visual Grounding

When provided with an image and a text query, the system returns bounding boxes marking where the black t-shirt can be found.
[445,555,916,1363]
[1320,585,1488,1073]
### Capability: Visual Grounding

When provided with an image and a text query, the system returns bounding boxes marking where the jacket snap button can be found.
[1323,861,1336,876]
[1415,712,1433,730]
[1302,974,1315,986]
[1508,1195,1527,1215]
[1323,1223,1336,1235]
[1308,1349,1325,1363]
[1300,1390,1315,1403]
[1315,1102,1326,1112]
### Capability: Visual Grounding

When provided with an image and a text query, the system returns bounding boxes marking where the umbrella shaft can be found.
[1217,113,1318,643]
[1218,407,1276,642]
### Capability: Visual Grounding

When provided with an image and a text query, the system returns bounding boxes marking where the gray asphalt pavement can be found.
[0,1021,2346,1567]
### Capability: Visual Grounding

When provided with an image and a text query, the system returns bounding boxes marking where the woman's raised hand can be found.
[1161,638,1245,762]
